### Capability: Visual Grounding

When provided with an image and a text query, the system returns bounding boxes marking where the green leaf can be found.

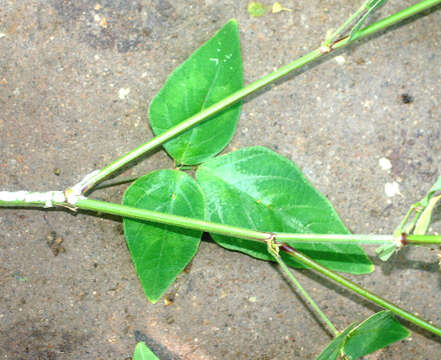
[367,0,387,8]
[422,174,441,207]
[123,169,205,303]
[344,311,410,359]
[316,324,355,360]
[133,342,159,360]
[414,194,441,235]
[248,2,267,17]
[376,243,396,262]
[317,311,409,360]
[429,175,441,194]
[196,146,373,274]
[148,20,243,165]
[394,174,441,236]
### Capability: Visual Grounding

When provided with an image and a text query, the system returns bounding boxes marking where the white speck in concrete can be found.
[335,56,345,65]
[248,296,257,303]
[362,100,372,109]
[379,157,392,171]
[385,182,400,197]
[300,14,309,28]
[118,88,130,99]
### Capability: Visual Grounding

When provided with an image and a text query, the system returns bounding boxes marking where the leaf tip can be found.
[225,18,240,33]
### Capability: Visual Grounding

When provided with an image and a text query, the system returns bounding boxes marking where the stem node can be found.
[401,232,408,246]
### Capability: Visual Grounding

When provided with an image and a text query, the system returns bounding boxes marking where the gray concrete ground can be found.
[1,0,441,359]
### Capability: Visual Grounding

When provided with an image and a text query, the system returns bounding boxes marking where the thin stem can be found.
[276,233,397,245]
[394,205,417,235]
[81,49,320,193]
[405,234,441,246]
[81,0,441,193]
[93,175,141,190]
[267,239,338,335]
[323,0,369,46]
[2,196,441,247]
[75,198,268,241]
[67,198,441,247]
[344,0,441,43]
[280,243,441,337]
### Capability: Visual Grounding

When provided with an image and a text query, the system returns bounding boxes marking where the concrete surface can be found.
[1,0,441,359]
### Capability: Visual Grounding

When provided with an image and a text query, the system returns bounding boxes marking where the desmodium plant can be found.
[1,0,441,358]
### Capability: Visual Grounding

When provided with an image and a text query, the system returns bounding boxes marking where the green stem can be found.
[2,196,441,246]
[81,48,320,193]
[404,234,441,246]
[267,240,338,335]
[76,198,267,241]
[394,205,417,235]
[280,243,441,337]
[81,0,441,193]
[276,233,397,245]
[347,0,441,43]
[93,175,141,190]
[65,198,441,247]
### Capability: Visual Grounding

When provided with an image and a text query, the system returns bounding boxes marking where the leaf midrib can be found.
[180,59,223,161]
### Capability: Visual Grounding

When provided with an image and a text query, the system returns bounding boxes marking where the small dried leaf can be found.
[248,2,267,17]
[272,2,292,13]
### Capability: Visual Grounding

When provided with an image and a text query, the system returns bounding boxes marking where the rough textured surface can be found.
[1,0,440,359]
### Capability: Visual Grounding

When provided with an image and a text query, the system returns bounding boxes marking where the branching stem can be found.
[280,243,441,337]
[80,0,441,193]
[1,0,441,344]
[1,195,441,336]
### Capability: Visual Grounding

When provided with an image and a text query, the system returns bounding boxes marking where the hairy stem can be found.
[81,0,441,192]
